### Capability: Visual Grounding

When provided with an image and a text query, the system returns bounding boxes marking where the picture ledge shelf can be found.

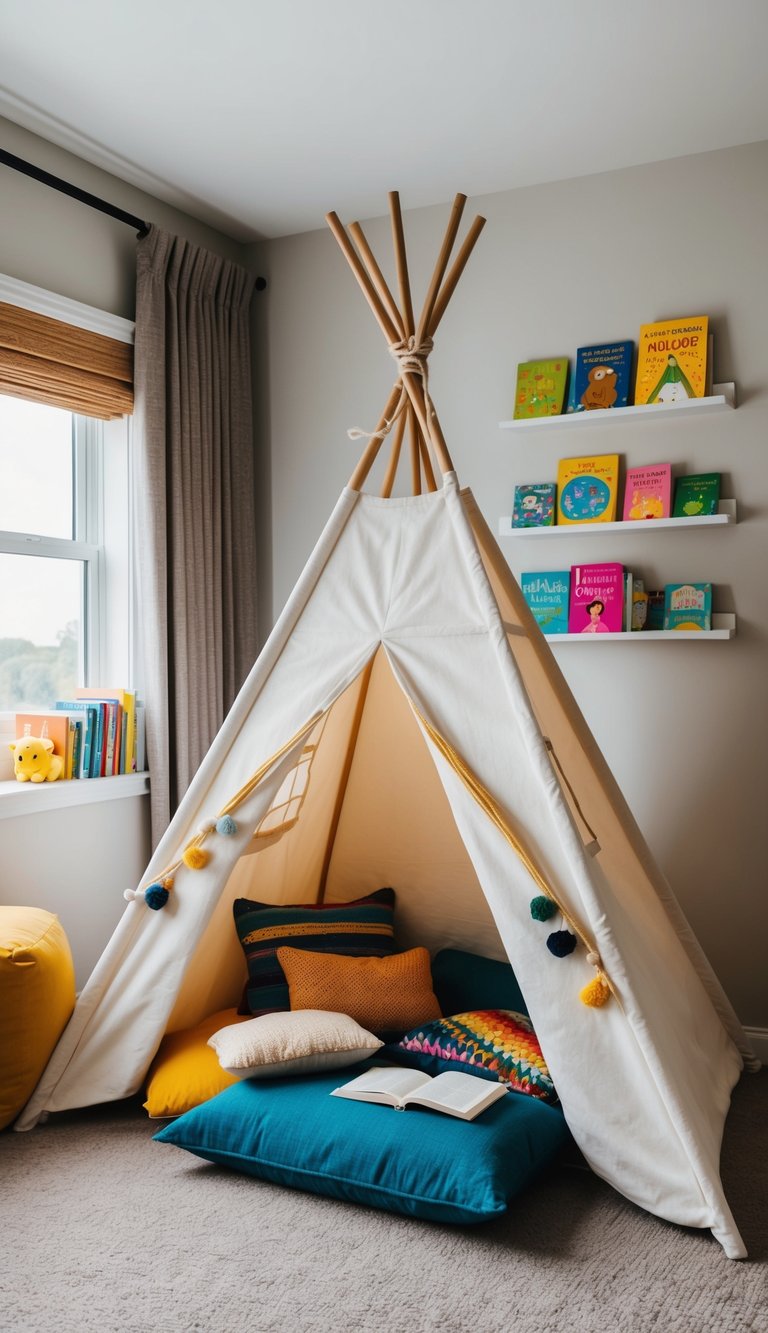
[499,383,736,431]
[544,614,735,643]
[499,500,737,538]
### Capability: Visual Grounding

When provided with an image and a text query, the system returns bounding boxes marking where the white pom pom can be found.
[586,950,601,967]
[124,888,144,903]
[197,818,216,835]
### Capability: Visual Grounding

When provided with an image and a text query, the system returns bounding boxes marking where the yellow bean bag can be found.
[0,906,75,1130]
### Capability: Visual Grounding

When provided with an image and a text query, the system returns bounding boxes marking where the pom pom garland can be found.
[215,815,238,836]
[183,846,209,871]
[197,818,217,835]
[145,882,170,911]
[546,929,577,958]
[580,975,611,1007]
[124,887,142,903]
[530,895,557,922]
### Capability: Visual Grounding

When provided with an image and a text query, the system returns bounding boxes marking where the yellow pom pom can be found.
[182,846,209,870]
[580,975,611,1008]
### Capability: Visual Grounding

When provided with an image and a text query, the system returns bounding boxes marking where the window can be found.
[0,277,136,781]
[0,396,94,709]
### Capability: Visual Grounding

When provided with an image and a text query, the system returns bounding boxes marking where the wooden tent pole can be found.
[347,381,404,491]
[315,656,376,903]
[429,214,487,337]
[388,191,415,338]
[408,401,422,495]
[349,221,405,340]
[414,192,466,348]
[326,211,401,346]
[380,408,407,498]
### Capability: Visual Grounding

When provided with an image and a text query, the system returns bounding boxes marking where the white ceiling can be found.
[2,0,768,242]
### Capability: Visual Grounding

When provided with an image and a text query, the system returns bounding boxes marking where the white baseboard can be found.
[743,1027,767,1065]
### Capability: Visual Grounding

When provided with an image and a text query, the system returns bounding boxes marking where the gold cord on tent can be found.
[411,702,615,1006]
[326,192,486,495]
[136,712,324,896]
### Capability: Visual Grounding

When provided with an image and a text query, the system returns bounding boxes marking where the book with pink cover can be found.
[568,563,625,634]
[623,464,672,521]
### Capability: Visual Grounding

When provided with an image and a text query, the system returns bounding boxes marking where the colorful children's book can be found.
[513,359,569,419]
[570,341,634,412]
[521,571,570,635]
[663,583,712,632]
[556,455,619,525]
[75,687,135,775]
[568,563,625,634]
[622,464,672,521]
[54,701,99,778]
[634,317,709,404]
[512,483,556,528]
[672,473,721,518]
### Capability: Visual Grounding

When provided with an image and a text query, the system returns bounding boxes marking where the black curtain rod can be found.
[1,148,267,290]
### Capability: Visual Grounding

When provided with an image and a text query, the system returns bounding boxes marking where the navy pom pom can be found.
[145,882,170,911]
[530,895,557,922]
[216,815,238,836]
[546,929,577,957]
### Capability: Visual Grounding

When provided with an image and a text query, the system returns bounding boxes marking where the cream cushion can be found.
[208,1009,382,1080]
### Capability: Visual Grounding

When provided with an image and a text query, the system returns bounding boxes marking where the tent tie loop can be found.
[346,334,435,444]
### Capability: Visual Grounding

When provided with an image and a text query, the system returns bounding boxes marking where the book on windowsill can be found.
[330,1066,508,1121]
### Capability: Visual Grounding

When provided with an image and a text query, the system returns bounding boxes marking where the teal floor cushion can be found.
[154,1062,570,1224]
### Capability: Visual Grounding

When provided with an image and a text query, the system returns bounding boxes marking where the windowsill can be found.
[0,771,150,819]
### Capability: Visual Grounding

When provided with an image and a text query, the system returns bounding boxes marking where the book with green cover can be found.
[513,359,569,419]
[521,571,570,635]
[663,583,712,632]
[672,473,721,518]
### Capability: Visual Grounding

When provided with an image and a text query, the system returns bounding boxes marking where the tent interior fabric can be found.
[16,195,758,1261]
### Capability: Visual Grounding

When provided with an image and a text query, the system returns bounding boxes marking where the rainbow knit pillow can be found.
[387,1009,558,1105]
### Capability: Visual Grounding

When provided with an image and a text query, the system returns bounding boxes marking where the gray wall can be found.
[255,142,768,1032]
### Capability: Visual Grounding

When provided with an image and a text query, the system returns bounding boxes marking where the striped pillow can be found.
[233,889,397,1016]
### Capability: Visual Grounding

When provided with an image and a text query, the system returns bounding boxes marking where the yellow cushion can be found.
[0,906,75,1131]
[143,1008,251,1118]
[276,945,442,1034]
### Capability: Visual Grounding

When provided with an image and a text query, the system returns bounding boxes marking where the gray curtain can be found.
[133,227,258,847]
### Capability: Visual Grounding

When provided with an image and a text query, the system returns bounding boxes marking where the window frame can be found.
[0,275,137,775]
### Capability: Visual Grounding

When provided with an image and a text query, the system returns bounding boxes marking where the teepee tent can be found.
[17,195,757,1259]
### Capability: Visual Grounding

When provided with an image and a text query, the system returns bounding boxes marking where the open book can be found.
[331,1065,507,1121]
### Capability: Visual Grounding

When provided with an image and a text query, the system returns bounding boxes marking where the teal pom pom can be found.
[145,882,170,911]
[530,895,557,922]
[546,929,577,957]
[216,815,237,836]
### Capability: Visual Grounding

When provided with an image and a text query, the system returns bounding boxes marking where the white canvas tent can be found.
[18,196,758,1259]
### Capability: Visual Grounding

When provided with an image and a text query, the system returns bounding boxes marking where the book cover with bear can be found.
[569,341,634,412]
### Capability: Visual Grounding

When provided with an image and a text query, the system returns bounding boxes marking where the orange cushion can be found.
[143,1008,251,1118]
[276,945,442,1034]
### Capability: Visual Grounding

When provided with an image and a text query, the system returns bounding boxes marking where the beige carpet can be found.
[1,1070,765,1333]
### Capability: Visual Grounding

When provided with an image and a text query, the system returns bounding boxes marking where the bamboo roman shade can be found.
[0,302,133,419]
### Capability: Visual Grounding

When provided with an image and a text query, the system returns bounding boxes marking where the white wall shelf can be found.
[499,500,736,538]
[499,383,735,432]
[543,614,735,643]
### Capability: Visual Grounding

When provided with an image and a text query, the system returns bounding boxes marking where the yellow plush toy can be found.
[9,736,63,783]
